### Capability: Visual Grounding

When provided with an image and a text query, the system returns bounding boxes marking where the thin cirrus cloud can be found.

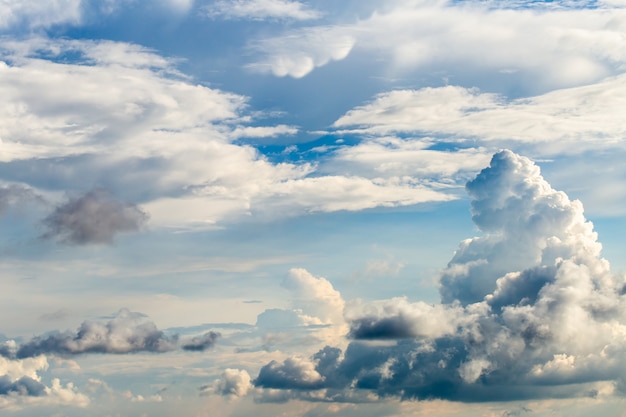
[253,150,626,403]
[206,0,321,21]
[0,0,82,30]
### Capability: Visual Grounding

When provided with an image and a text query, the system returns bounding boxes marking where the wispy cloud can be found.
[206,0,321,21]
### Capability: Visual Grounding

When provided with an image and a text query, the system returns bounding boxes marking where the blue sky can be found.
[1,0,626,415]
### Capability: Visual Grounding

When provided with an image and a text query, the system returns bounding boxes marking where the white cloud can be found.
[0,356,89,410]
[212,368,252,397]
[253,150,626,402]
[283,268,345,327]
[0,37,458,230]
[248,1,626,86]
[0,0,82,30]
[247,26,355,78]
[206,0,321,21]
[332,76,626,153]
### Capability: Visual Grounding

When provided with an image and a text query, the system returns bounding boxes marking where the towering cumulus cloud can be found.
[255,150,626,402]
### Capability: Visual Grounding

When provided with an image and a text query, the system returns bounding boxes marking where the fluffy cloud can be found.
[247,26,355,78]
[6,309,219,358]
[0,355,89,410]
[283,268,345,326]
[42,188,148,245]
[253,150,626,402]
[206,0,320,21]
[212,368,252,397]
[0,37,455,230]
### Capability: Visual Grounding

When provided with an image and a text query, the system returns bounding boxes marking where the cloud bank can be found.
[254,150,626,402]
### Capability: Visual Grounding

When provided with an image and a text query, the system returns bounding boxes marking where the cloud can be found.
[14,309,177,357]
[248,1,626,86]
[0,37,456,230]
[0,0,82,30]
[253,150,626,402]
[283,268,345,327]
[0,375,46,396]
[0,355,89,410]
[42,188,148,245]
[206,0,321,21]
[0,184,41,215]
[7,309,219,358]
[181,331,221,351]
[331,78,626,152]
[211,368,252,397]
[247,26,355,78]
[256,356,325,390]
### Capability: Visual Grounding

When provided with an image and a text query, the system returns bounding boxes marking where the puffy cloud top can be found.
[254,150,626,403]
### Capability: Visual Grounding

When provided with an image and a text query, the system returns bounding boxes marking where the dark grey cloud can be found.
[253,150,626,403]
[348,315,420,340]
[181,331,220,351]
[42,188,148,245]
[0,375,46,397]
[3,309,219,358]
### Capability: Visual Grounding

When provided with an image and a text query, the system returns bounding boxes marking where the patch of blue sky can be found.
[250,134,362,163]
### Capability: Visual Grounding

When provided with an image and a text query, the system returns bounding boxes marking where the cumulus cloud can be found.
[206,0,321,21]
[5,309,219,358]
[0,355,88,410]
[42,188,148,245]
[253,150,626,402]
[211,368,252,397]
[283,268,345,326]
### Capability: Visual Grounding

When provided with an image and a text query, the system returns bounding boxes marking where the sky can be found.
[1,0,626,415]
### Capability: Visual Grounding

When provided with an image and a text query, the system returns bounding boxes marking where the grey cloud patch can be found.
[42,188,148,245]
[0,184,41,215]
[5,309,219,358]
[253,150,626,402]
[181,331,220,351]
[0,375,46,397]
[15,309,178,358]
